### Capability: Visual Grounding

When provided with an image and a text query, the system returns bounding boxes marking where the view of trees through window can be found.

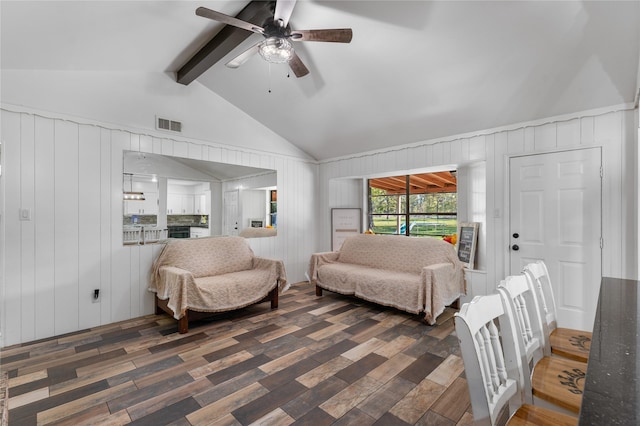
[367,171,457,238]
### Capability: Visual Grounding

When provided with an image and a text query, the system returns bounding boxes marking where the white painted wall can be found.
[1,70,313,161]
[0,108,317,347]
[318,107,639,300]
[240,190,269,230]
[456,161,487,272]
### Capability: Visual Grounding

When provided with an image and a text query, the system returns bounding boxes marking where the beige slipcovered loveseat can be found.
[149,236,287,333]
[309,234,465,324]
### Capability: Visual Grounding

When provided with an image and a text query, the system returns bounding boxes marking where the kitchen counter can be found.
[579,277,640,425]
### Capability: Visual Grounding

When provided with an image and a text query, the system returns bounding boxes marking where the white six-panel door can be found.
[224,190,240,236]
[509,148,602,331]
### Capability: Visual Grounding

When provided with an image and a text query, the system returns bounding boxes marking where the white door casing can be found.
[509,148,602,331]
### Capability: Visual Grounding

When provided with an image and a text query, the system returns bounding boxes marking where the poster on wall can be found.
[249,219,264,228]
[456,222,479,269]
[331,208,362,251]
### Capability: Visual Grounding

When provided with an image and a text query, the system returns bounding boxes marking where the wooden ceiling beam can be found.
[369,171,457,195]
[429,172,457,185]
[369,179,401,192]
[176,1,275,86]
[409,186,452,194]
[411,175,442,188]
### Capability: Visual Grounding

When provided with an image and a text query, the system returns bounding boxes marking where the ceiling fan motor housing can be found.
[261,17,291,39]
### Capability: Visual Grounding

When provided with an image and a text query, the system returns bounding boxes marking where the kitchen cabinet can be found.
[182,194,195,214]
[125,191,158,215]
[166,193,180,214]
[190,227,209,238]
[167,193,194,214]
[196,193,208,214]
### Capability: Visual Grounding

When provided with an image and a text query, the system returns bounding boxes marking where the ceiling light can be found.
[259,37,293,63]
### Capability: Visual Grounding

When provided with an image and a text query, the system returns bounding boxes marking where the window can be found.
[368,171,457,237]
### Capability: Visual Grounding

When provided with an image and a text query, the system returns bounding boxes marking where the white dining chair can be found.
[522,261,591,363]
[123,228,141,245]
[498,274,586,415]
[143,227,167,244]
[454,294,576,425]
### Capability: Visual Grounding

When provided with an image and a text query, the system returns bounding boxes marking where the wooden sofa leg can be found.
[270,287,279,309]
[178,315,189,334]
[450,298,461,310]
[315,285,323,296]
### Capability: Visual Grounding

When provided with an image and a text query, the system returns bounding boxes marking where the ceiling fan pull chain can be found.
[268,63,272,93]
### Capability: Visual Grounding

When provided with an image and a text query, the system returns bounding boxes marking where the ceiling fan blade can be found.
[196,7,264,35]
[274,0,297,27]
[290,29,353,43]
[225,42,262,68]
[288,52,309,78]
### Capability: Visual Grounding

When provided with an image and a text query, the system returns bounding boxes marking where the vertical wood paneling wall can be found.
[1,108,317,347]
[318,108,638,298]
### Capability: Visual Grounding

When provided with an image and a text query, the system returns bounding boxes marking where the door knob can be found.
[513,233,519,239]
[512,244,519,251]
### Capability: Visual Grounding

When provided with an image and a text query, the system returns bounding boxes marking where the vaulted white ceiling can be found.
[2,1,639,161]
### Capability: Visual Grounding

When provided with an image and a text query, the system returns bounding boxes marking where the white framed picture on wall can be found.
[456,222,479,269]
[331,208,361,251]
[249,219,264,228]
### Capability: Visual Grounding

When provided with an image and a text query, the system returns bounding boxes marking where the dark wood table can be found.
[579,277,640,425]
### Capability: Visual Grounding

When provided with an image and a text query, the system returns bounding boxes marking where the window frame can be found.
[367,173,457,237]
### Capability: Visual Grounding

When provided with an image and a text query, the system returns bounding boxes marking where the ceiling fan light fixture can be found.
[259,37,293,63]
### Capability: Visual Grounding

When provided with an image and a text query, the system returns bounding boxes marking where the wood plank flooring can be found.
[1,283,473,425]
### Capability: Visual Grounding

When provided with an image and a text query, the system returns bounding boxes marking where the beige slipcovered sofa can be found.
[309,234,465,324]
[149,236,287,333]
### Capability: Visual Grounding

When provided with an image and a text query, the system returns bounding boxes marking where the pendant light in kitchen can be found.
[123,173,145,201]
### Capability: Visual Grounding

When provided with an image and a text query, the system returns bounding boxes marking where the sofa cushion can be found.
[337,234,455,274]
[190,269,279,312]
[157,236,254,278]
[317,262,423,314]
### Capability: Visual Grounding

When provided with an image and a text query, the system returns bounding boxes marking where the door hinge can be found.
[600,237,603,249]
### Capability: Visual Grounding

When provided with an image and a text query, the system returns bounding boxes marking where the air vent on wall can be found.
[156,117,182,133]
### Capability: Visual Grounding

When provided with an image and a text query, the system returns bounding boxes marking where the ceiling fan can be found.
[196,0,353,78]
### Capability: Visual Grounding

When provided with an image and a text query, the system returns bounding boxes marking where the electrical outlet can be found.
[92,289,100,303]
[19,208,31,221]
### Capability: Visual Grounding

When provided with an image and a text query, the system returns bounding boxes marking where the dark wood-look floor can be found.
[2,283,472,426]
